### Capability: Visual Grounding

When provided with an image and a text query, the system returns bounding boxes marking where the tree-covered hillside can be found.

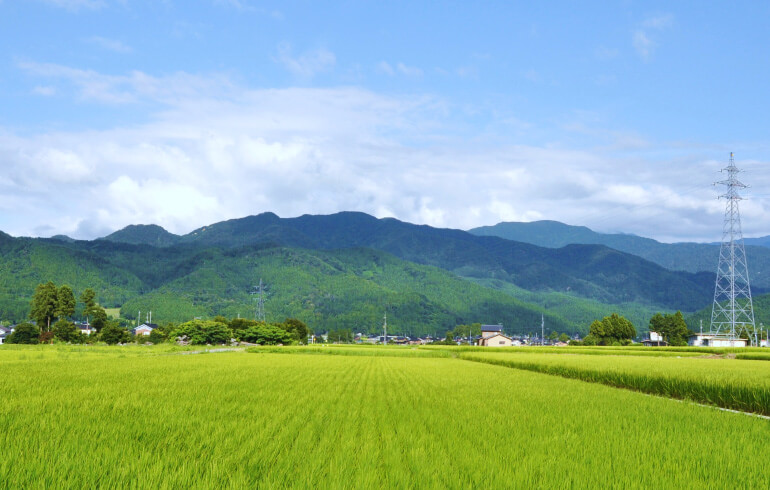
[0,212,723,334]
[470,220,770,288]
[0,238,143,320]
[101,224,181,247]
[105,212,715,310]
[119,246,576,335]
[685,293,770,333]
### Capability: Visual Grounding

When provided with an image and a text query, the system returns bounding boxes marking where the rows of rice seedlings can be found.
[0,342,217,364]
[423,345,708,357]
[460,351,770,415]
[736,352,770,361]
[604,345,769,355]
[248,344,452,358]
[0,347,768,487]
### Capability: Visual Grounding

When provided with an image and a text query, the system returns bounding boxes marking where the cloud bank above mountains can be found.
[4,2,770,243]
[2,64,755,243]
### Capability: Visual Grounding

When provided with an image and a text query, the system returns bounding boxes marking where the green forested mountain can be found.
[469,220,770,288]
[105,212,714,311]
[0,212,723,335]
[685,293,770,333]
[101,224,181,247]
[118,246,576,335]
[0,237,143,320]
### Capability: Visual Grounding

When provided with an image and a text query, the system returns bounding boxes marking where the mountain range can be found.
[1,212,764,336]
[470,220,770,288]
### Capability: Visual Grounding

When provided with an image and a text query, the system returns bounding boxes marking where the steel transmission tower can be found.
[711,153,755,342]
[251,279,266,322]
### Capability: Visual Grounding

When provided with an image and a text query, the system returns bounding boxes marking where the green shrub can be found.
[6,323,40,344]
[240,325,293,345]
[148,329,167,344]
[171,320,232,345]
[101,323,130,345]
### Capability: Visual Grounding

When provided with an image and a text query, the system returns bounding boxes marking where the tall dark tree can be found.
[30,281,58,331]
[80,288,98,325]
[56,285,76,320]
[52,319,80,343]
[90,306,108,333]
[283,318,311,343]
[649,311,690,346]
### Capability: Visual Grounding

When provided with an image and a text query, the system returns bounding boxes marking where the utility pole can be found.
[383,312,387,345]
[711,153,755,343]
[541,314,545,346]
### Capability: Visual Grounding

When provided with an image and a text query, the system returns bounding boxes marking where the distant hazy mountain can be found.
[742,236,770,248]
[469,220,770,288]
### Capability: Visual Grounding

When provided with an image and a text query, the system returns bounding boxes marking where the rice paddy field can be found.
[459,350,770,415]
[1,344,769,488]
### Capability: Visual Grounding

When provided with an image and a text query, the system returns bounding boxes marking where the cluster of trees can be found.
[649,311,691,346]
[326,328,354,344]
[571,311,693,346]
[579,313,637,346]
[448,323,481,341]
[169,316,312,346]
[547,331,571,343]
[13,282,111,344]
[5,282,132,345]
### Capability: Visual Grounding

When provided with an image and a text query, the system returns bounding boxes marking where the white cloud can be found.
[595,46,619,60]
[3,63,762,243]
[213,0,250,9]
[642,14,674,29]
[456,66,478,78]
[377,61,394,76]
[633,30,654,60]
[32,85,57,96]
[396,63,422,77]
[377,61,422,77]
[87,36,133,53]
[18,61,234,104]
[38,0,105,10]
[275,44,336,78]
[633,13,674,61]
[523,68,540,82]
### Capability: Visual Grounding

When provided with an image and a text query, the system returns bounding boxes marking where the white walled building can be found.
[688,334,747,347]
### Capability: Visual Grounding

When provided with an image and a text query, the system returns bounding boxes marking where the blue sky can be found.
[1,0,769,242]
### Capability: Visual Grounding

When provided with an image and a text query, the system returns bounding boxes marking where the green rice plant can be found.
[421,345,708,357]
[247,344,452,358]
[0,347,768,487]
[736,352,770,361]
[461,351,770,415]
